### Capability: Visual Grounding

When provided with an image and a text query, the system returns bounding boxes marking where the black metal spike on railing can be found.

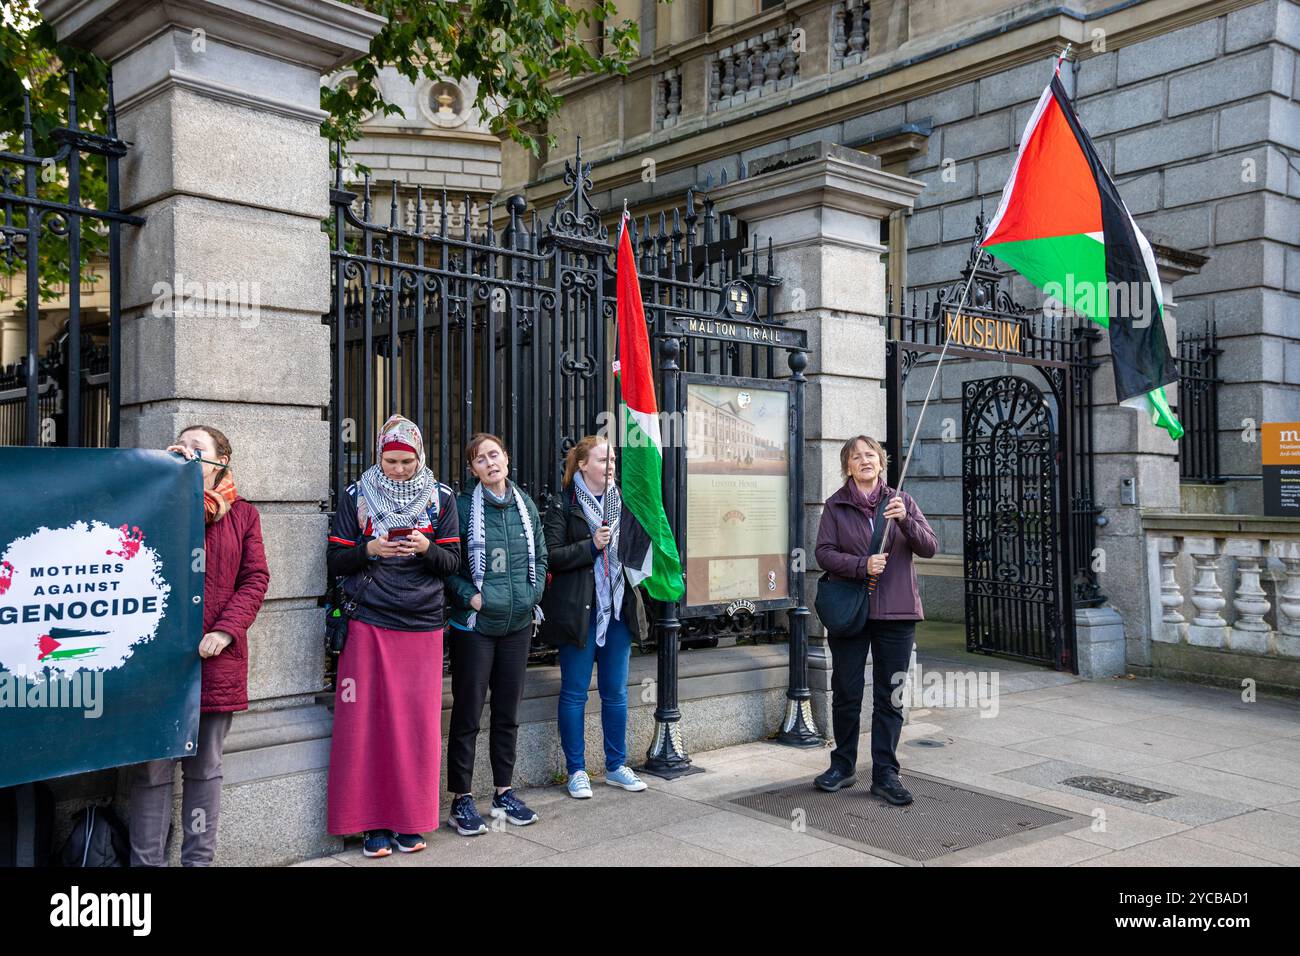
[106,70,119,136]
[362,175,372,222]
[415,186,425,233]
[390,179,399,229]
[22,89,34,152]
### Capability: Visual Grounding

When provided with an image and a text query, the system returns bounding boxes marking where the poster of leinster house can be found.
[683,378,793,612]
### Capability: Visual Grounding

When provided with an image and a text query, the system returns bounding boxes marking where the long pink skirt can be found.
[327,620,443,835]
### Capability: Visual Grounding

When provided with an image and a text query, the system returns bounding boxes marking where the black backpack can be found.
[0,782,55,867]
[59,803,130,868]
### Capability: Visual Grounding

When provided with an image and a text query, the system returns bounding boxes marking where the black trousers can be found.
[446,624,532,794]
[826,619,916,782]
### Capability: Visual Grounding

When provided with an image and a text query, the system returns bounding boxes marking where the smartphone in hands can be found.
[387,528,413,541]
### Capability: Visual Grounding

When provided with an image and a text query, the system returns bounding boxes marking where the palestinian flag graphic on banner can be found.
[982,71,1184,440]
[613,214,685,602]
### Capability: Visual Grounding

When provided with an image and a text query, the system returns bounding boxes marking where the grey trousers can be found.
[128,711,233,867]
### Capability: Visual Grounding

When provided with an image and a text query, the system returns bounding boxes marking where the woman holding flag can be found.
[540,436,648,798]
[813,435,937,806]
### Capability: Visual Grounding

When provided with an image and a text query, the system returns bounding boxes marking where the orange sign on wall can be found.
[1263,422,1300,516]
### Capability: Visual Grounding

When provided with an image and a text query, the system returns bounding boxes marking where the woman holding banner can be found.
[325,415,461,859]
[539,436,647,799]
[129,425,270,867]
[813,434,937,806]
[444,433,547,835]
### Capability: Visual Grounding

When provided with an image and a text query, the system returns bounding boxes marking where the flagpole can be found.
[871,257,981,565]
[603,203,629,530]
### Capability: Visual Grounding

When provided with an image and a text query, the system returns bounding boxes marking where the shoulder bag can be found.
[813,492,891,638]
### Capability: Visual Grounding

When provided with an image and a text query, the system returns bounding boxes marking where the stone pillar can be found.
[1084,242,1206,676]
[711,141,923,735]
[41,0,384,865]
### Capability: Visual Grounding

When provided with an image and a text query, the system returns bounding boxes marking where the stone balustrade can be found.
[655,66,683,130]
[831,0,871,71]
[709,21,801,111]
[1144,515,1300,665]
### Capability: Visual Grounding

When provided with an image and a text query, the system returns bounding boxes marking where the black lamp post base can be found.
[641,719,704,779]
[776,697,824,748]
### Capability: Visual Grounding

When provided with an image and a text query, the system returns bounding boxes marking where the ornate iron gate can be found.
[961,375,1067,667]
[885,222,1103,672]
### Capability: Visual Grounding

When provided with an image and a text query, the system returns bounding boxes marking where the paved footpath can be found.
[298,639,1300,867]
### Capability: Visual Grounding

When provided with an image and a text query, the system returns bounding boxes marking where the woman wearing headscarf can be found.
[539,435,646,798]
[326,414,461,858]
[813,434,937,806]
[445,433,547,835]
[130,425,270,867]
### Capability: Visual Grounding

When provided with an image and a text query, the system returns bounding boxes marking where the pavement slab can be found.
[997,759,1259,826]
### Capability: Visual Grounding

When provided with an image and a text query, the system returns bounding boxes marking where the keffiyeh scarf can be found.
[572,471,624,647]
[357,415,436,537]
[465,480,539,630]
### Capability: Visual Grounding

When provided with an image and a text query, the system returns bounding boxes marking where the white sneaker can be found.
[604,766,648,792]
[567,769,593,799]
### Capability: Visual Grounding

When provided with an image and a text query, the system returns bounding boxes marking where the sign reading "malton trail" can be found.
[0,448,205,788]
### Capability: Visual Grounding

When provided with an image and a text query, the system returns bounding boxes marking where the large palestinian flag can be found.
[982,72,1183,440]
[614,214,685,602]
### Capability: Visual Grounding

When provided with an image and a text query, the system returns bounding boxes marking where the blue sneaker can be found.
[362,830,393,858]
[392,832,427,853]
[604,766,648,792]
[567,770,593,799]
[490,788,539,826]
[450,794,487,836]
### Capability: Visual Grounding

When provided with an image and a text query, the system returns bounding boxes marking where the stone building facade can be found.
[501,0,1300,688]
[328,66,502,227]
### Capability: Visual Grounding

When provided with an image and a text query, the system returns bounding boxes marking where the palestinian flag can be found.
[982,71,1183,440]
[613,214,684,602]
[37,627,108,663]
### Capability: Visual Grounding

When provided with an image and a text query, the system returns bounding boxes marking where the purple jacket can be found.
[814,480,938,621]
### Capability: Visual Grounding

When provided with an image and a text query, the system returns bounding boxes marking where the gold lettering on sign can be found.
[944,312,1022,354]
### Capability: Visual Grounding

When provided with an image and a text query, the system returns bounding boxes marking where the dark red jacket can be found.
[201,498,270,712]
[815,481,937,621]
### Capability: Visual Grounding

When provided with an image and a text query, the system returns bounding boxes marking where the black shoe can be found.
[870,773,913,806]
[814,766,857,792]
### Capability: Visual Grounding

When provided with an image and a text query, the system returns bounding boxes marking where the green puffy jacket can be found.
[446,481,548,636]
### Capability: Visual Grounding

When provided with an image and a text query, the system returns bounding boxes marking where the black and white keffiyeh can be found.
[572,470,624,647]
[357,415,436,537]
[466,480,540,630]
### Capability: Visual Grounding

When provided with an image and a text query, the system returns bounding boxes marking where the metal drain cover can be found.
[730,775,1071,862]
[1061,775,1175,804]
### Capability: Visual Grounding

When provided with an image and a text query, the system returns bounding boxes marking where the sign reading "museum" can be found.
[943,310,1023,354]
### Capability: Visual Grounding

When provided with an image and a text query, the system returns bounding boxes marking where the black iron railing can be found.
[1176,319,1223,484]
[0,74,141,448]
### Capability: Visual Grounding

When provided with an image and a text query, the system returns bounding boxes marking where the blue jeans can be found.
[557,611,632,774]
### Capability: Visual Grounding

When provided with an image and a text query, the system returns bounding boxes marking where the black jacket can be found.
[327,481,461,631]
[537,486,640,649]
